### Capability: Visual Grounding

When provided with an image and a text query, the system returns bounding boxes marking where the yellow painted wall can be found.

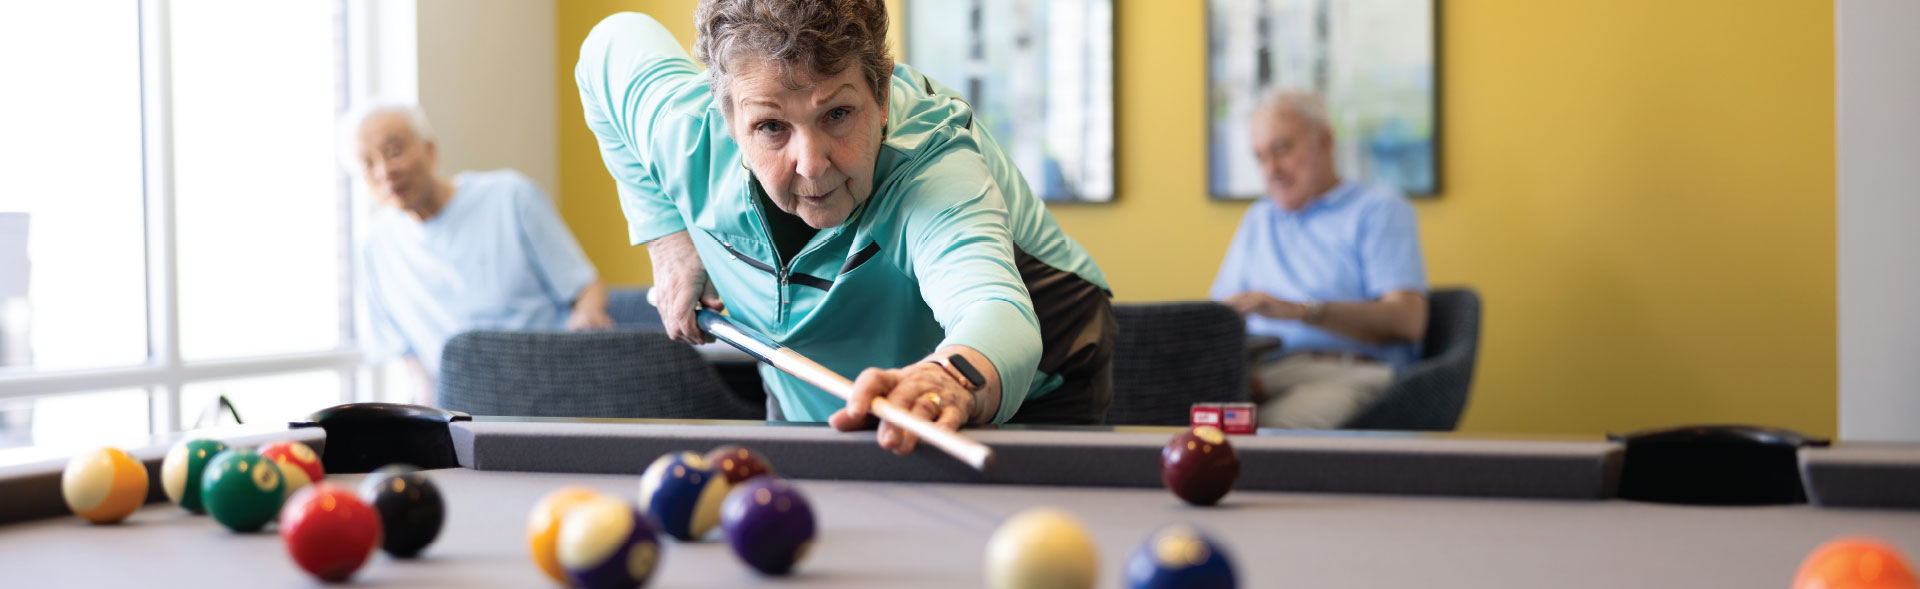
[554,1,1836,436]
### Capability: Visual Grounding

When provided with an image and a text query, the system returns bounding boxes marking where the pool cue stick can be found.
[696,309,997,472]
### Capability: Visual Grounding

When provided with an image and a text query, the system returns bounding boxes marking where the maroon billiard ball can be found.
[706,445,774,486]
[1160,426,1240,506]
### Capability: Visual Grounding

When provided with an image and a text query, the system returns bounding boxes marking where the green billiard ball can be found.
[200,449,286,532]
[162,439,228,514]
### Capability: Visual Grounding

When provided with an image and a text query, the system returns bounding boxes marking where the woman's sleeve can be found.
[574,12,702,244]
[898,148,1044,424]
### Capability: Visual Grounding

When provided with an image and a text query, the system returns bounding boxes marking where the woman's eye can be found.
[755,121,786,134]
[826,107,851,121]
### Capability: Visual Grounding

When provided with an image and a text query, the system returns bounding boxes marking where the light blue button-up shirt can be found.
[359,169,598,378]
[1210,181,1428,370]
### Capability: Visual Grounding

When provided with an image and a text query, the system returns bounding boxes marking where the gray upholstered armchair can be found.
[437,330,765,420]
[1102,288,1480,431]
[604,287,768,409]
[1341,287,1482,431]
[606,288,663,330]
[1105,301,1252,425]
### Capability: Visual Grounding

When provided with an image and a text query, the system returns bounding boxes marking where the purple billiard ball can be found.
[720,476,816,575]
[1161,426,1240,506]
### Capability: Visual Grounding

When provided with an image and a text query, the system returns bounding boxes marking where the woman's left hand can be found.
[827,363,975,455]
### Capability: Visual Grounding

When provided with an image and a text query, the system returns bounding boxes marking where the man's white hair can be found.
[1255,89,1332,134]
[336,100,436,171]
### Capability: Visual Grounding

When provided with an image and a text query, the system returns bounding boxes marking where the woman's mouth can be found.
[800,187,835,204]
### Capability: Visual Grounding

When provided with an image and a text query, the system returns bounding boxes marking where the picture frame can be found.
[907,0,1116,203]
[1207,0,1440,200]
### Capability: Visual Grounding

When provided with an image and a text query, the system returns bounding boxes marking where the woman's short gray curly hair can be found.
[692,0,893,118]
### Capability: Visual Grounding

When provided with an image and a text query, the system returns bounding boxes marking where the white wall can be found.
[416,0,558,198]
[1837,0,1920,441]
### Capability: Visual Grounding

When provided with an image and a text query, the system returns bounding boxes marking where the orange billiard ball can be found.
[1793,536,1920,589]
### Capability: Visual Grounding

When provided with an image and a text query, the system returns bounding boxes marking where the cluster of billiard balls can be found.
[526,444,806,588]
[60,439,445,583]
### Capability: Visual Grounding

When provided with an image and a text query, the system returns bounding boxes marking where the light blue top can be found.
[575,13,1109,422]
[359,169,598,377]
[1209,181,1428,370]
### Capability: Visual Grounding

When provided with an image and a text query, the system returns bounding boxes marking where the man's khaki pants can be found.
[1253,354,1394,429]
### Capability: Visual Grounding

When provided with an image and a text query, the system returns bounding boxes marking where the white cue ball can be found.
[985,507,1099,589]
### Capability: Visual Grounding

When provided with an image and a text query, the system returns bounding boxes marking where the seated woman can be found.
[574,0,1114,455]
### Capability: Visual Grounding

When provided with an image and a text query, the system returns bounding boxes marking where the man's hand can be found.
[566,308,614,331]
[826,363,976,456]
[645,231,725,344]
[1223,291,1306,320]
[567,279,614,331]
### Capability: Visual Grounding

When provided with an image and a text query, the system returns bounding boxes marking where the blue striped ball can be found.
[637,451,730,541]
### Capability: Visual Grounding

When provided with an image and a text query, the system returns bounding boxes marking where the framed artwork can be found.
[907,0,1115,203]
[1208,0,1439,199]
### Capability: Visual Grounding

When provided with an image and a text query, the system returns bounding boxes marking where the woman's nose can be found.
[792,131,832,179]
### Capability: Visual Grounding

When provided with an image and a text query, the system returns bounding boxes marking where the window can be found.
[181,371,342,431]
[171,0,347,361]
[0,2,148,373]
[0,1,363,450]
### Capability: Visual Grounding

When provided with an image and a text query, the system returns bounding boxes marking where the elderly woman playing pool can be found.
[576,0,1113,455]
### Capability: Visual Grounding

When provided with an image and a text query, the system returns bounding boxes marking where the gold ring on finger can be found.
[919,392,943,411]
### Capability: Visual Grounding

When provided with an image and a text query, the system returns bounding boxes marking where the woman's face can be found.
[726,62,887,229]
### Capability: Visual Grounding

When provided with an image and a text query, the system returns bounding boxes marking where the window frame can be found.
[0,0,369,435]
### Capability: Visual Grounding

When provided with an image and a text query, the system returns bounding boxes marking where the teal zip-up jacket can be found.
[576,13,1110,423]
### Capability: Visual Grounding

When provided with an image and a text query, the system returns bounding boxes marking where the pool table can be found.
[2,409,1918,588]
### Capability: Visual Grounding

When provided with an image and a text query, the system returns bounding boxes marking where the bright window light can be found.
[171,0,345,361]
[0,2,148,372]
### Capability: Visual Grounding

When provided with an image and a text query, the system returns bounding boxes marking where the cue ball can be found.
[259,440,324,498]
[279,484,382,583]
[1160,426,1240,506]
[637,451,729,541]
[529,487,608,584]
[558,496,662,589]
[200,448,287,532]
[705,445,774,486]
[720,476,816,575]
[161,438,227,513]
[985,507,1099,589]
[62,446,149,524]
[1125,524,1238,589]
[1792,536,1920,589]
[357,463,445,558]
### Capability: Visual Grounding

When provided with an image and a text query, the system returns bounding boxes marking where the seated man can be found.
[343,102,613,404]
[1211,91,1429,429]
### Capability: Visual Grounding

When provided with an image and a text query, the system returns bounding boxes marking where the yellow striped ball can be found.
[63,447,150,524]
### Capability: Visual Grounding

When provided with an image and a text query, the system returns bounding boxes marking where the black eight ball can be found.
[357,464,445,558]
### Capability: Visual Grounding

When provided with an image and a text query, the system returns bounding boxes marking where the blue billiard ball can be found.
[557,497,661,589]
[637,452,729,541]
[1125,524,1237,589]
[720,476,816,575]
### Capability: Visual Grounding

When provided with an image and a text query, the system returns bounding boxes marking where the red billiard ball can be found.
[1160,426,1240,506]
[705,445,773,486]
[279,484,382,583]
[259,441,324,497]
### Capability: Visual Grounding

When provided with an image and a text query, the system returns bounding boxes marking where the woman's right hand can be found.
[645,231,725,345]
